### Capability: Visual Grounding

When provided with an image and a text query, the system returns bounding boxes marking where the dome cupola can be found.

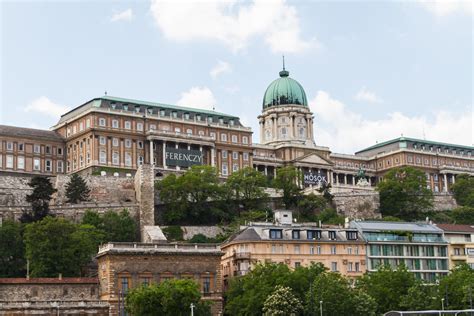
[262,63,308,109]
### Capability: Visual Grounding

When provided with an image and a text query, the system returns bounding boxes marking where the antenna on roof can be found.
[282,55,285,71]
[104,90,107,96]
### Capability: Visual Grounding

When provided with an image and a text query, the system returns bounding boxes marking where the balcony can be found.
[147,129,215,144]
[233,252,251,260]
[233,270,248,277]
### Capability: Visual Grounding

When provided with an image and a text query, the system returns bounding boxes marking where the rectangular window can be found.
[307,230,321,240]
[99,151,106,164]
[138,156,144,165]
[138,141,144,149]
[294,245,301,254]
[243,152,249,161]
[99,136,106,145]
[45,160,52,172]
[34,144,40,153]
[125,152,132,167]
[45,146,51,154]
[79,122,84,131]
[309,246,315,255]
[292,230,300,239]
[150,124,156,130]
[329,231,337,240]
[6,155,13,168]
[57,161,63,173]
[232,135,238,143]
[125,139,132,148]
[346,231,358,240]
[141,277,151,286]
[113,138,119,147]
[57,148,63,155]
[222,164,228,176]
[33,158,40,171]
[112,119,119,128]
[295,262,301,268]
[112,152,119,165]
[331,245,337,254]
[347,247,352,255]
[355,262,360,272]
[86,119,91,128]
[121,277,129,293]
[331,262,338,272]
[233,163,239,172]
[269,229,283,239]
[243,136,248,144]
[203,277,211,293]
[124,121,131,129]
[221,133,227,142]
[18,143,24,151]
[210,132,216,139]
[137,122,144,131]
[222,150,228,159]
[316,245,321,255]
[17,156,24,169]
[232,152,238,160]
[6,142,13,151]
[99,118,106,127]
[347,262,353,272]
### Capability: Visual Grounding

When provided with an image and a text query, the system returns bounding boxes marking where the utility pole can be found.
[319,300,323,316]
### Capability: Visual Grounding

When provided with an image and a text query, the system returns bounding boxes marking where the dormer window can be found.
[328,231,337,240]
[184,113,190,120]
[196,114,201,121]
[292,230,300,239]
[229,120,234,126]
[219,118,224,124]
[172,111,177,118]
[111,103,116,109]
[307,230,321,240]
[123,105,128,111]
[135,107,140,113]
[147,108,153,115]
[270,229,282,239]
[346,231,358,240]
[208,116,213,123]
[160,110,165,117]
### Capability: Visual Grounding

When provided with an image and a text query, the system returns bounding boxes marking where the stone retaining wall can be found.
[333,192,381,219]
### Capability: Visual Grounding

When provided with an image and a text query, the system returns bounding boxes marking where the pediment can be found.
[295,153,333,166]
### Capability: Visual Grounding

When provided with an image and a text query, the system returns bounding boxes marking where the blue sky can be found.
[1,0,472,153]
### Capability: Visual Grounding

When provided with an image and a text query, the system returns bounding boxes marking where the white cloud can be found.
[149,0,315,53]
[110,8,134,22]
[310,90,472,153]
[176,87,217,111]
[354,87,382,103]
[210,60,232,79]
[24,96,69,118]
[416,0,473,16]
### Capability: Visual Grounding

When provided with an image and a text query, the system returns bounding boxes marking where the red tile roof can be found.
[436,224,474,233]
[0,277,98,284]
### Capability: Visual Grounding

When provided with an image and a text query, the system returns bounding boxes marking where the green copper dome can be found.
[263,69,308,109]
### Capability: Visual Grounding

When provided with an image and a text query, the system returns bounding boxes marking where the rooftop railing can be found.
[98,242,221,255]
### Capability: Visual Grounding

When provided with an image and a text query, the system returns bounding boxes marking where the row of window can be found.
[0,155,63,172]
[269,229,358,241]
[264,126,307,140]
[270,244,361,255]
[369,245,447,257]
[1,141,63,155]
[411,143,472,157]
[370,258,449,271]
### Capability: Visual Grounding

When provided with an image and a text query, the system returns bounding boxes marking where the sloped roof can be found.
[0,125,64,142]
[436,224,474,233]
[232,228,262,242]
[350,221,443,233]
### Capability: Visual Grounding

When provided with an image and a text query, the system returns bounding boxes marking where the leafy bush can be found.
[162,226,183,241]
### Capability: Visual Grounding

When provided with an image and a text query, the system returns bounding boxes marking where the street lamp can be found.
[319,300,323,316]
[190,303,195,316]
[441,298,445,316]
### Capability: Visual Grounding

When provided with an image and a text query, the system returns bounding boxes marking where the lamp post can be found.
[190,303,195,316]
[319,300,323,316]
[441,298,445,316]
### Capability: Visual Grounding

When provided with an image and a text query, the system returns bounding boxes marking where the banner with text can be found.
[165,148,203,167]
[304,172,327,185]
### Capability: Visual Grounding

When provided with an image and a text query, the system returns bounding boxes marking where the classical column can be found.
[264,166,268,176]
[150,140,155,166]
[273,167,277,178]
[162,141,167,169]
[352,175,356,186]
[368,177,372,186]
[211,147,216,166]
[344,174,347,185]
[187,144,191,150]
[289,116,294,139]
[452,174,456,184]
[272,116,277,141]
[443,173,448,192]
[175,143,180,170]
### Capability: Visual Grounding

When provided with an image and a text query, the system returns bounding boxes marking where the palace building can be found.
[0,66,472,192]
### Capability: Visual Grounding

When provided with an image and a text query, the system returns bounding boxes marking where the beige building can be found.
[96,242,224,316]
[220,210,366,290]
[437,224,474,269]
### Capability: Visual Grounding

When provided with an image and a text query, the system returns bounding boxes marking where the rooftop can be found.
[97,242,223,257]
[0,125,64,142]
[350,221,443,233]
[436,224,474,233]
[355,137,473,155]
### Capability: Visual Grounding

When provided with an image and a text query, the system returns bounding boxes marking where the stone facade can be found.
[96,242,224,316]
[161,226,225,240]
[432,193,458,211]
[333,192,381,219]
[134,164,155,241]
[0,277,109,315]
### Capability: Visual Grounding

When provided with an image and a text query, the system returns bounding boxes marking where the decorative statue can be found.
[356,167,369,187]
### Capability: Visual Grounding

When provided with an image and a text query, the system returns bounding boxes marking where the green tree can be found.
[125,279,210,316]
[438,263,474,309]
[351,290,378,316]
[156,166,223,224]
[296,193,327,221]
[451,174,474,207]
[377,167,433,220]
[450,206,474,225]
[24,216,101,277]
[357,265,417,315]
[307,272,355,316]
[262,285,303,316]
[317,182,334,203]
[400,282,439,311]
[225,167,269,212]
[65,173,90,204]
[0,220,26,277]
[21,176,57,223]
[273,166,302,209]
[101,209,137,242]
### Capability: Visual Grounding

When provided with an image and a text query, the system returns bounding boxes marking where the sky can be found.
[0,0,472,154]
